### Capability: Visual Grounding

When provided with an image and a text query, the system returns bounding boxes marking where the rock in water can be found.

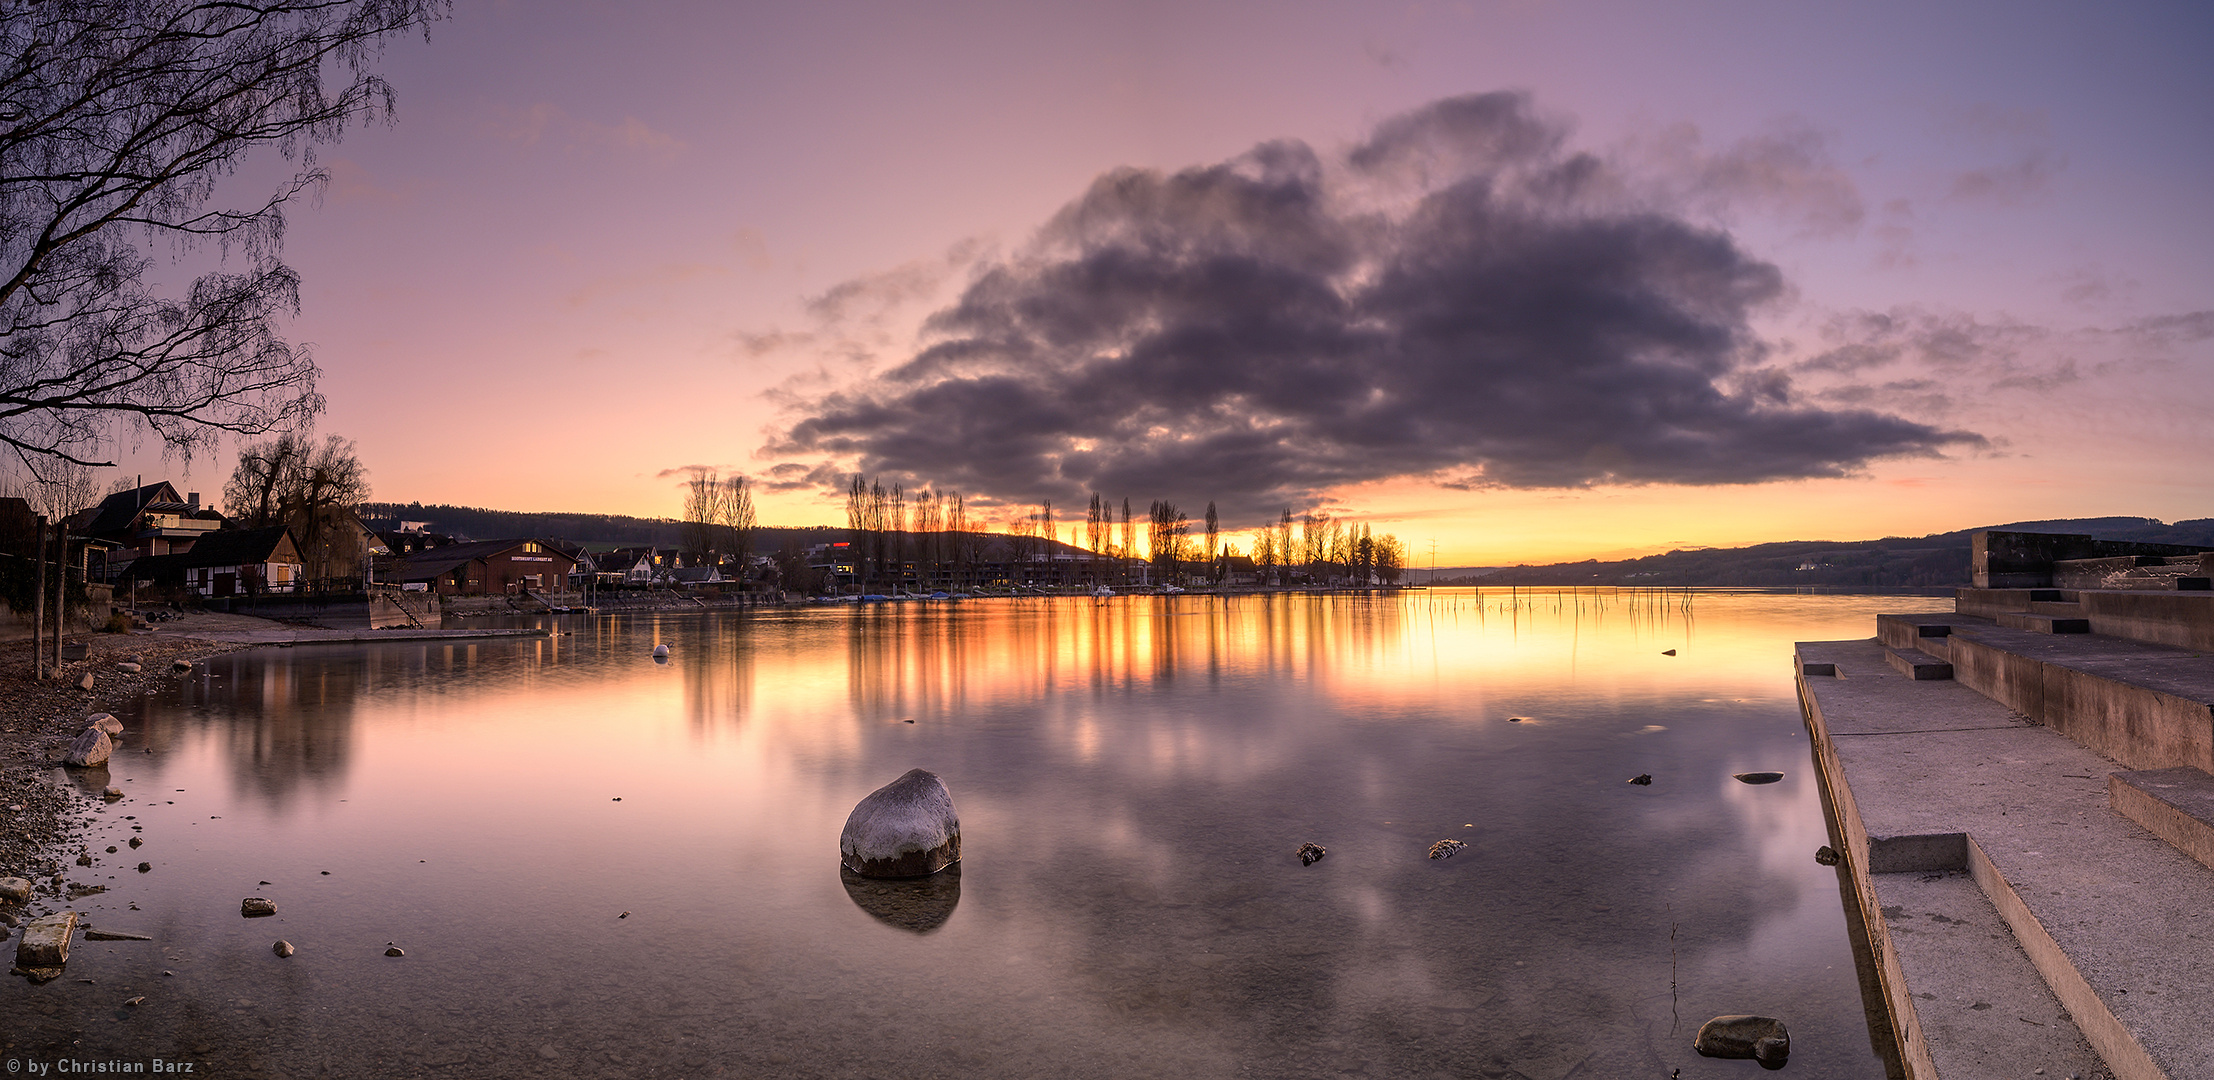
[172,659,192,672]
[0,876,33,903]
[240,897,277,918]
[16,912,78,967]
[840,769,961,878]
[1427,839,1466,860]
[1734,772,1785,785]
[1815,845,1841,866]
[1695,1015,1789,1067]
[1662,649,1677,656]
[1628,774,1653,785]
[1297,843,1327,866]
[273,940,295,958]
[652,644,670,658]
[63,727,113,768]
[87,714,123,736]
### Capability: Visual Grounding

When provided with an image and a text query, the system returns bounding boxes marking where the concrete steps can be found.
[1876,612,2214,774]
[2109,767,2214,874]
[1798,637,2214,1080]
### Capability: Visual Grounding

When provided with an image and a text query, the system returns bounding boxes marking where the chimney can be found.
[187,492,199,508]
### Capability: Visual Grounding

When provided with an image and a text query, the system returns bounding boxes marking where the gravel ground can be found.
[0,622,259,894]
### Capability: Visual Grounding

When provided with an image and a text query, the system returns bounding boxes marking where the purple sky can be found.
[121,0,2214,562]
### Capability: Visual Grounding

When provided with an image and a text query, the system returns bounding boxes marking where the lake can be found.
[5,589,1948,1079]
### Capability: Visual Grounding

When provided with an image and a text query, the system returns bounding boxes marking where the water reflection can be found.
[840,863,962,932]
[18,590,1950,1079]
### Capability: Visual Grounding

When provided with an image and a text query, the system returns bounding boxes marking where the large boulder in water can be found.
[840,769,960,878]
[63,727,112,768]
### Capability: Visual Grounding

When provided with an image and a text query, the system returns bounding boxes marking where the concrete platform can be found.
[1799,637,2214,1080]
[1998,611,2092,634]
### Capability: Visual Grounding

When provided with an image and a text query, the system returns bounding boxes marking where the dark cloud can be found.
[766,92,1982,523]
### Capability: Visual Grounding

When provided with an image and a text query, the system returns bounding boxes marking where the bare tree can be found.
[1203,501,1219,580]
[1,0,448,472]
[282,434,368,582]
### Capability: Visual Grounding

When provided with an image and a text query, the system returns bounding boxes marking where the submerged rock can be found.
[62,727,113,768]
[840,862,962,933]
[1734,772,1785,785]
[385,945,405,957]
[84,928,152,942]
[1297,842,1327,867]
[172,659,192,672]
[1427,839,1466,860]
[840,768,961,878]
[1695,1015,1789,1067]
[652,644,670,658]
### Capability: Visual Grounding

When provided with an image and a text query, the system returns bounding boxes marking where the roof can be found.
[82,482,183,536]
[123,526,296,578]
[382,538,576,582]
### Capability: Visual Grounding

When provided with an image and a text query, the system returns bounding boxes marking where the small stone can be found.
[173,659,192,672]
[1733,771,1785,785]
[76,854,92,866]
[128,836,142,848]
[117,662,141,674]
[1297,843,1327,866]
[1507,717,1527,723]
[137,862,151,873]
[385,945,405,957]
[87,714,123,736]
[1628,774,1653,785]
[618,911,630,919]
[1662,649,1677,656]
[77,672,94,691]
[103,787,122,800]
[163,970,174,976]
[62,727,113,768]
[273,940,294,958]
[241,897,276,918]
[1427,839,1466,860]
[1815,845,1841,866]
[106,846,117,853]
[840,769,962,879]
[125,996,145,1006]
[1694,1015,1789,1066]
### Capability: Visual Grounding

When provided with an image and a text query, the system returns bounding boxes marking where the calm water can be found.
[7,590,1946,1079]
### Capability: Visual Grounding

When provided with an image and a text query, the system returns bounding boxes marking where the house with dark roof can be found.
[77,481,224,572]
[123,526,303,597]
[377,538,577,596]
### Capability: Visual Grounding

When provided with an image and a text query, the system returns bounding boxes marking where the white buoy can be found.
[652,644,670,658]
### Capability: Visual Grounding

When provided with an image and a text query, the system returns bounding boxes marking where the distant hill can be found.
[1455,517,2214,589]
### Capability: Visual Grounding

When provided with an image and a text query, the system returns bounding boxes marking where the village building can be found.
[75,482,224,578]
[378,538,578,596]
[123,526,304,597]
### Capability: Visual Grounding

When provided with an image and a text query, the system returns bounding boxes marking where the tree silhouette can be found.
[1,0,446,472]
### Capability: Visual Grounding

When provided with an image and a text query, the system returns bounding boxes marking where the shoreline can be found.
[0,617,276,894]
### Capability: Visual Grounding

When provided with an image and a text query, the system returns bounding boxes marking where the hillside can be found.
[1460,517,2214,589]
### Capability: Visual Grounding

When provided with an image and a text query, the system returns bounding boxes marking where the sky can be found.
[118,0,2214,565]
